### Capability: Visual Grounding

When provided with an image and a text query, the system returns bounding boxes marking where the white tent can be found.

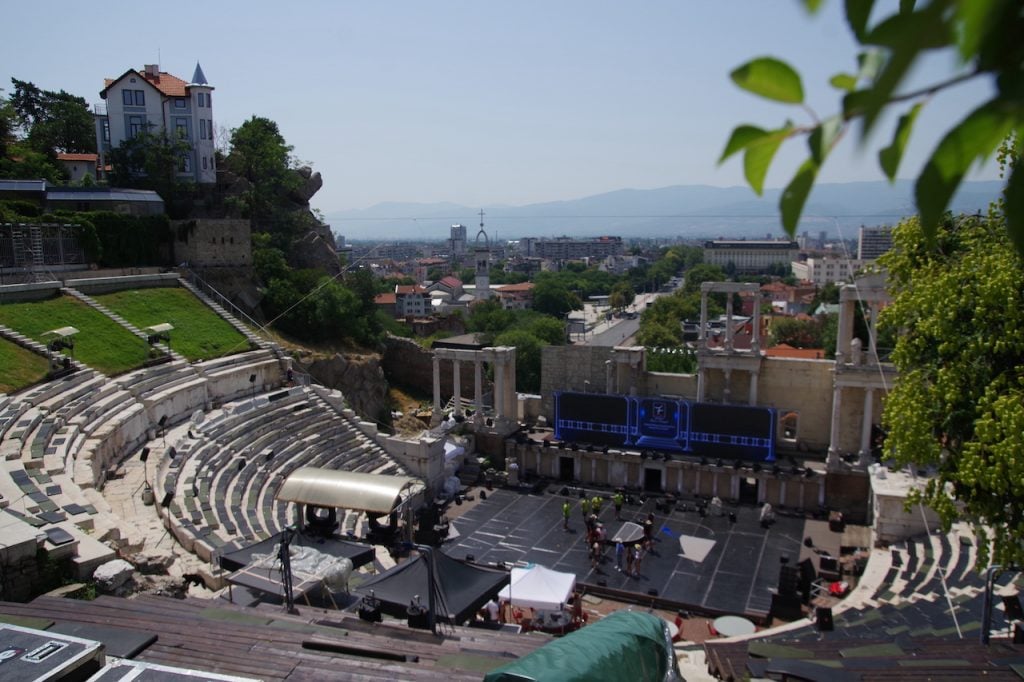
[497,564,576,611]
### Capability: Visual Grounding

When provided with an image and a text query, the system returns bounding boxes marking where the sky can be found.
[1,1,1000,214]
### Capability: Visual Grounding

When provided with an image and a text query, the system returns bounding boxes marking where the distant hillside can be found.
[325,180,1004,243]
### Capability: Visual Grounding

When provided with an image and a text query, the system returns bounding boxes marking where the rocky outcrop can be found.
[382,336,479,398]
[290,166,324,204]
[288,225,342,276]
[294,351,389,422]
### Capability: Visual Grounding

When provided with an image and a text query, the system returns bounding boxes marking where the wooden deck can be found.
[0,594,548,680]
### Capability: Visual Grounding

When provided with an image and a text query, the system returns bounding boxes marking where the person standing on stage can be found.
[562,500,571,530]
[580,497,591,520]
[613,491,624,520]
[615,540,625,572]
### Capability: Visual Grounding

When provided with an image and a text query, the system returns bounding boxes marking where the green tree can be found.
[683,263,726,294]
[532,275,582,318]
[494,329,543,393]
[769,316,824,348]
[226,116,301,228]
[108,131,193,210]
[608,281,636,312]
[879,208,1024,566]
[722,1,1024,254]
[9,78,95,156]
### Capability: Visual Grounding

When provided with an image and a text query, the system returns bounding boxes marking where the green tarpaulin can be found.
[483,610,679,682]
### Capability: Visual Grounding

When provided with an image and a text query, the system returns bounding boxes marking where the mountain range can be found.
[324,180,1004,243]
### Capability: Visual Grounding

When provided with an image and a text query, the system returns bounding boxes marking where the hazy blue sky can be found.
[1,1,998,213]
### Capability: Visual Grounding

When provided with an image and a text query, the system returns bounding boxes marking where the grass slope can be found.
[93,287,249,361]
[0,338,49,393]
[0,296,147,375]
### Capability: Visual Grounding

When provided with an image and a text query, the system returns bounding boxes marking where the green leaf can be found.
[955,0,999,61]
[844,0,876,40]
[719,125,768,164]
[915,100,1015,239]
[730,58,804,104]
[829,73,858,92]
[743,127,791,195]
[780,159,819,236]
[808,116,844,165]
[879,103,922,181]
[1005,162,1024,258]
[801,0,824,12]
[857,50,886,82]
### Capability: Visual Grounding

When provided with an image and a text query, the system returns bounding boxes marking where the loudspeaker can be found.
[160,491,174,508]
[647,588,658,597]
[816,606,834,631]
[249,374,256,383]
[1004,595,1024,620]
[158,415,168,427]
[465,554,475,562]
[778,565,800,597]
[140,447,150,463]
[770,592,802,621]
[1014,623,1024,644]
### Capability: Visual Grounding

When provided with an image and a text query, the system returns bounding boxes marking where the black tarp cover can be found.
[354,550,509,624]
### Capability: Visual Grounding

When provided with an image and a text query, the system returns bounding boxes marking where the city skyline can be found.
[2,1,1001,215]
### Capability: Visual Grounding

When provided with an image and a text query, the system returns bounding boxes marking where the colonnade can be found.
[431,346,516,426]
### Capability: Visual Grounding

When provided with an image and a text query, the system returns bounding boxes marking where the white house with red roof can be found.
[94,63,216,184]
[395,284,430,317]
[55,153,100,183]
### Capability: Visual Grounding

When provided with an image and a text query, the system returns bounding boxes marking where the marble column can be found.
[494,357,505,420]
[431,356,442,425]
[474,360,483,424]
[748,370,759,406]
[826,385,843,471]
[723,368,732,404]
[697,369,706,402]
[725,294,734,351]
[858,387,874,467]
[453,360,462,416]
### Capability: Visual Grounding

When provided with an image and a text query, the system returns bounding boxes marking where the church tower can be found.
[474,210,492,300]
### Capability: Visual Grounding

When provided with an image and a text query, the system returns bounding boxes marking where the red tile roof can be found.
[496,282,535,293]
[765,343,826,359]
[374,293,396,305]
[102,68,192,99]
[395,284,425,295]
[439,276,462,288]
[56,153,98,163]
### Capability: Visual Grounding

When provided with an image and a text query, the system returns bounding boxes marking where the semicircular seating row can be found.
[1,330,404,576]
[152,386,410,562]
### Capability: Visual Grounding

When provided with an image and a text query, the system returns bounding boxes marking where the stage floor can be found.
[445,487,806,617]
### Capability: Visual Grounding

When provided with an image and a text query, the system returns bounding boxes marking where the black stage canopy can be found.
[354,550,509,625]
[219,530,375,572]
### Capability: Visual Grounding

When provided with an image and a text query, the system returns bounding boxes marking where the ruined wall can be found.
[173,219,251,268]
[382,335,478,400]
[295,351,389,422]
[539,345,617,417]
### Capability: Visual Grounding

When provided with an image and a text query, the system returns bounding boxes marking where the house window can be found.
[102,119,110,142]
[175,118,188,138]
[128,116,144,138]
[197,93,205,107]
[133,90,145,106]
[175,98,186,108]
[207,93,212,107]
[122,90,133,106]
[207,119,213,141]
[202,156,207,170]
[178,154,191,173]
[199,119,206,139]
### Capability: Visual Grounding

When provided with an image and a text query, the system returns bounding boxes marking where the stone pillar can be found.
[505,349,517,418]
[699,291,708,348]
[697,369,706,402]
[751,293,761,352]
[826,385,843,471]
[725,293,734,351]
[748,370,759,406]
[474,359,483,424]
[858,387,874,467]
[605,360,613,394]
[835,296,855,363]
[723,368,732,404]
[494,356,505,420]
[779,480,787,506]
[695,469,702,495]
[866,306,878,360]
[453,360,462,416]
[431,355,442,425]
